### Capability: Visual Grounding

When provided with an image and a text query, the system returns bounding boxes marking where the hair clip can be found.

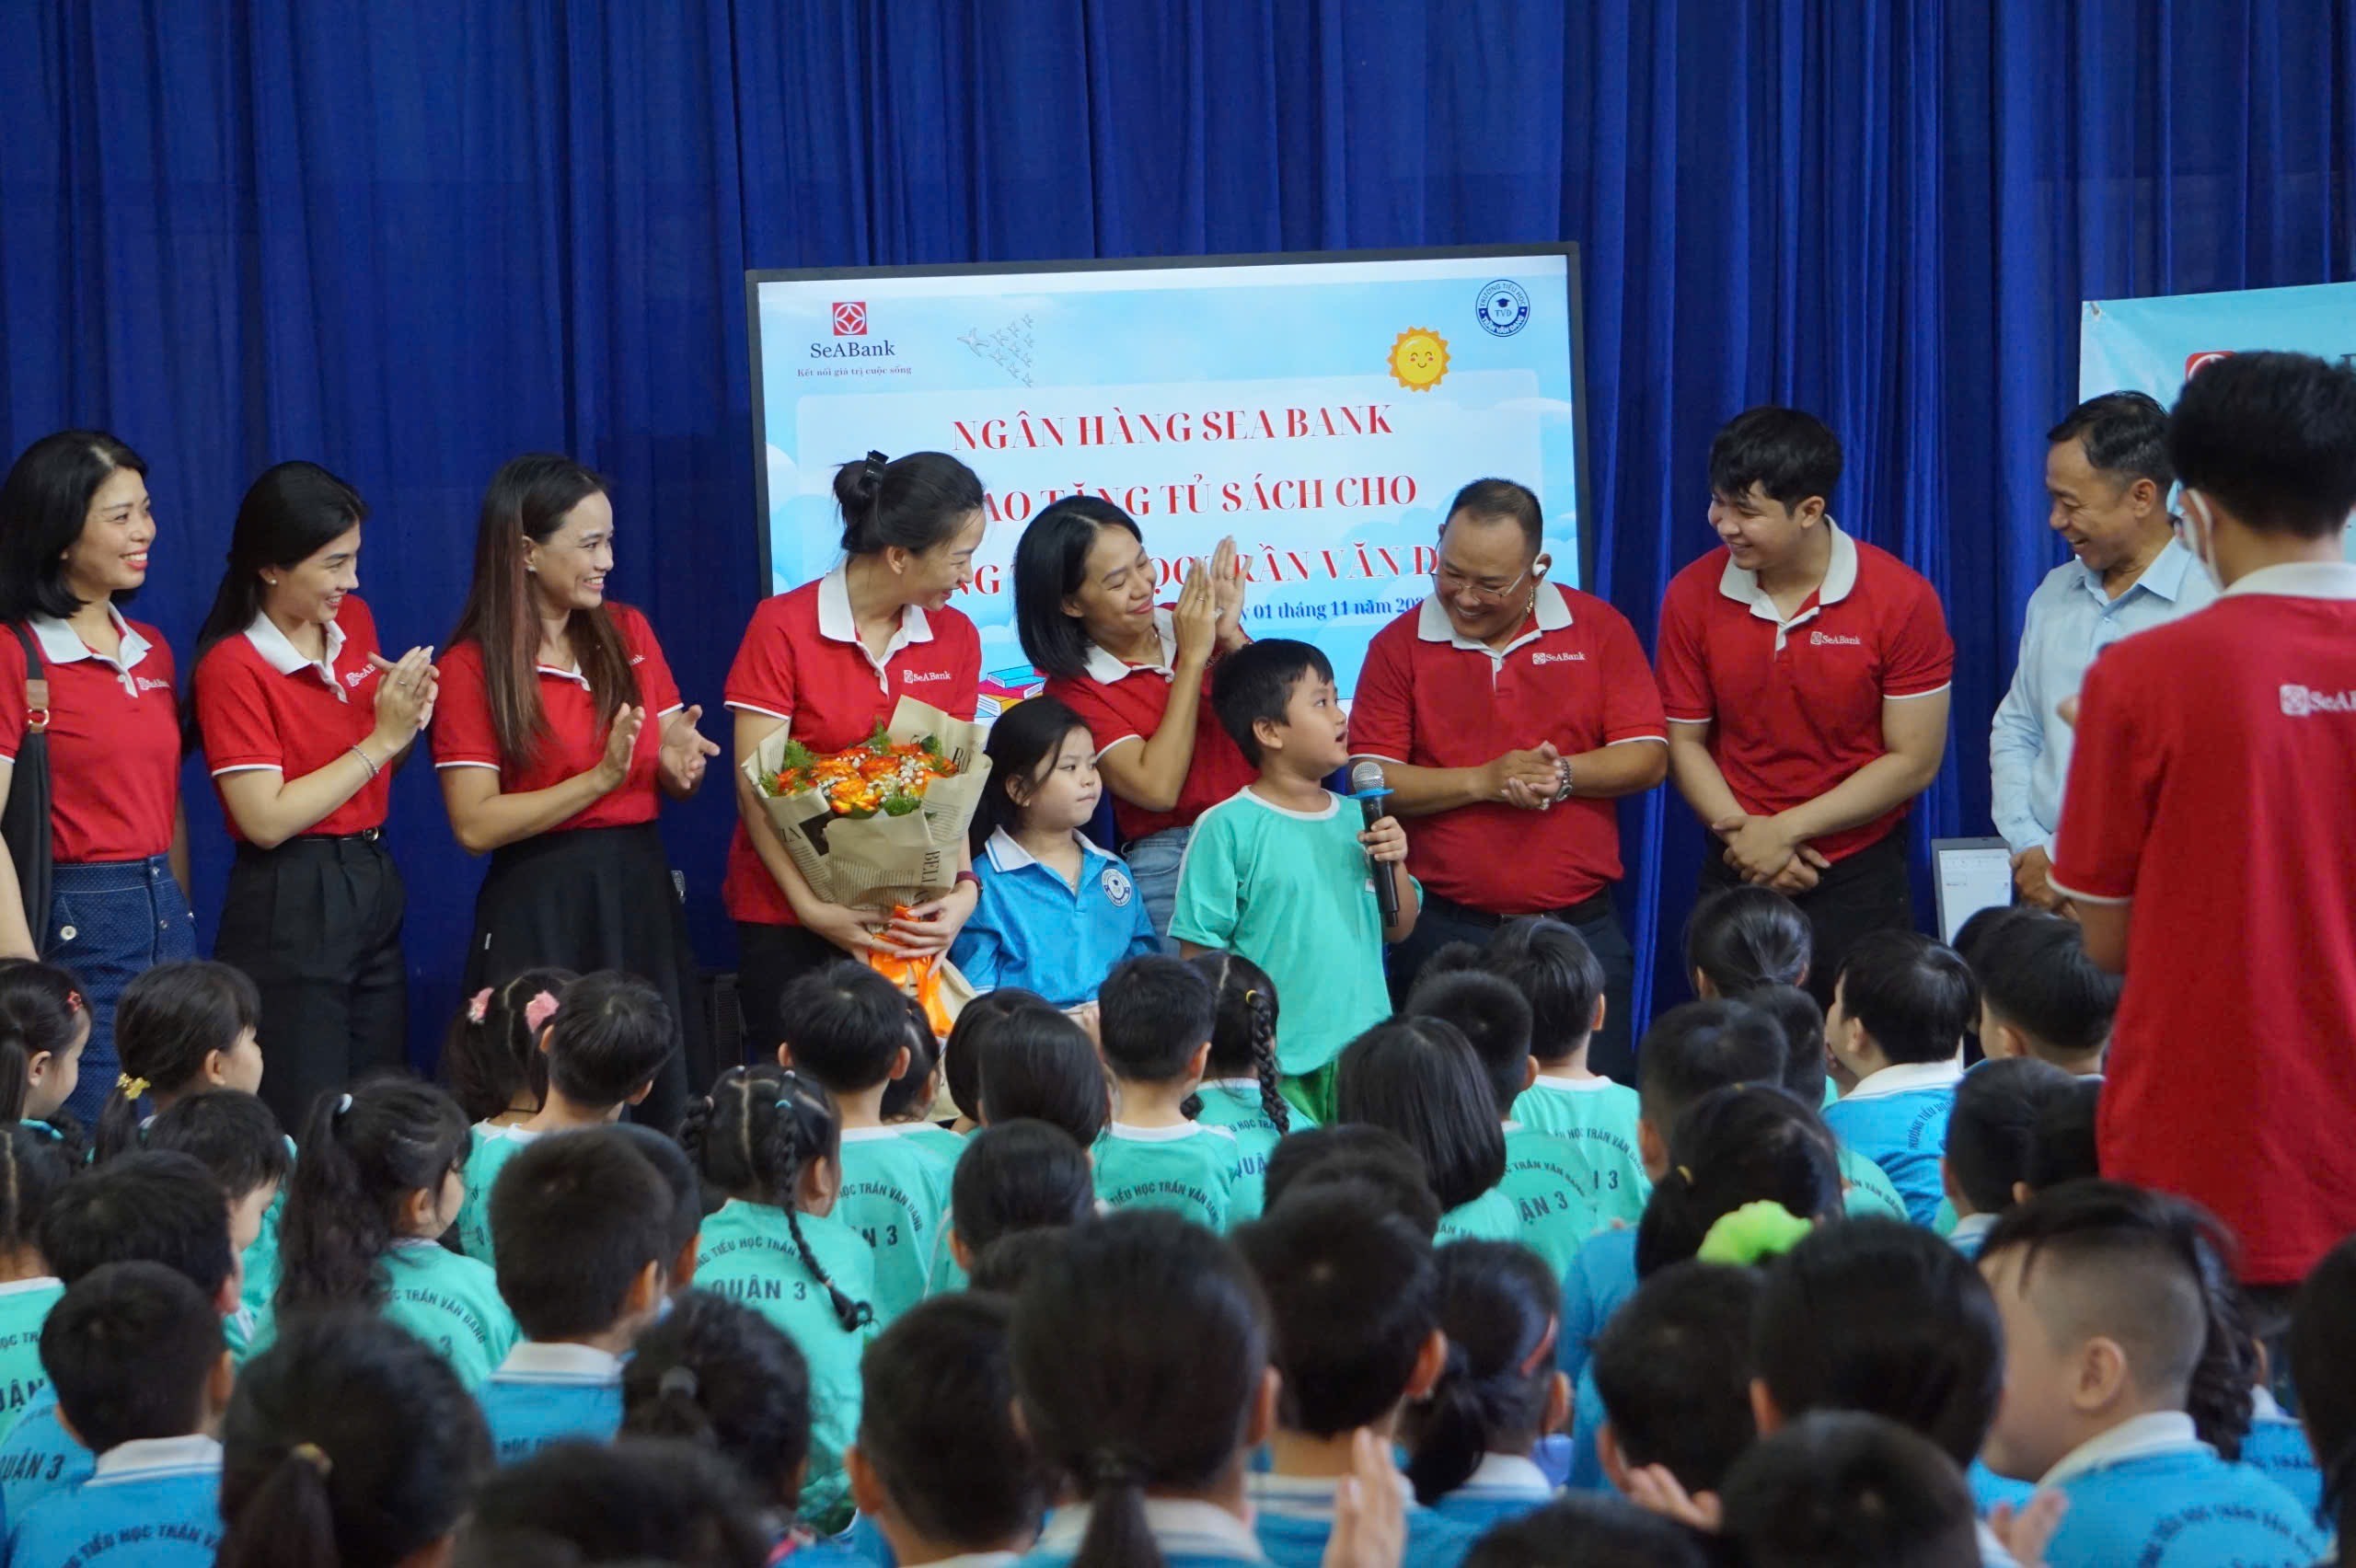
[335,1092,353,1117]
[862,448,889,482]
[1676,1165,1694,1185]
[116,1073,149,1100]
[523,990,560,1035]
[658,1365,699,1401]
[465,987,492,1024]
[1242,989,1260,1005]
[63,991,81,1015]
[288,1441,333,1477]
[1517,1315,1561,1378]
[1695,1201,1815,1268]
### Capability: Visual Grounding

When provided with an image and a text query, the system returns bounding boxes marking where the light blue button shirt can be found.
[1991,539,2214,852]
[949,829,1159,1009]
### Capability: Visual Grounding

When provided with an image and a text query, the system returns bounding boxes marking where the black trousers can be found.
[214,834,408,1135]
[1700,828,1913,1010]
[735,920,854,1065]
[1386,889,1639,1083]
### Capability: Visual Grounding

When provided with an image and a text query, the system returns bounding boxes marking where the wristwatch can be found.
[1553,761,1576,804]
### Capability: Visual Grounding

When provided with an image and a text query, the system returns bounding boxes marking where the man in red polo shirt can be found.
[2050,351,2356,1288]
[1656,408,1952,1006]
[1348,478,1667,1078]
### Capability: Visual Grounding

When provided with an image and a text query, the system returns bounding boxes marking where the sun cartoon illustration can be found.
[1387,328,1449,392]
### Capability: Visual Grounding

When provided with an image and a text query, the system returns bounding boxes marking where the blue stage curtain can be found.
[4,0,2352,1065]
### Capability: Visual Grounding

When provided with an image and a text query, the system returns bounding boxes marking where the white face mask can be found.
[2182,490,2225,590]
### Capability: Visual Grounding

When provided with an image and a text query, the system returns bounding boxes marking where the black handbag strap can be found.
[13,624,44,732]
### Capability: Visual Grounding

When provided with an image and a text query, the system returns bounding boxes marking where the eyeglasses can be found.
[1431,561,1530,605]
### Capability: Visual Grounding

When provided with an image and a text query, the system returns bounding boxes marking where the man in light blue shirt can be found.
[1991,392,2215,906]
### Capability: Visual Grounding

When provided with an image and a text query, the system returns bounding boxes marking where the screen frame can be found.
[745,242,1594,593]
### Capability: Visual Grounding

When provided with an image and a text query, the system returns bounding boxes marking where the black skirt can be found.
[462,823,703,1129]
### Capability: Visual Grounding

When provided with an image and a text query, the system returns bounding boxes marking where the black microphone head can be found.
[1348,759,1387,797]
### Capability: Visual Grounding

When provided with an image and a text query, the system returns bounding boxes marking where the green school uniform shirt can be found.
[380,1239,520,1389]
[899,1122,966,1167]
[1497,1124,1607,1276]
[0,1277,62,1439]
[1193,1079,1315,1226]
[1437,1187,1522,1245]
[1838,1146,1910,1221]
[835,1125,954,1327]
[237,1136,298,1322]
[455,1123,546,1265]
[1507,1075,1649,1231]
[695,1200,879,1529]
[1170,789,1409,1076]
[1092,1123,1241,1231]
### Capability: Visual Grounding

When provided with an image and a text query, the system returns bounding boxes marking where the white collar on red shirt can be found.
[1416,579,1574,660]
[29,604,155,674]
[1716,520,1860,649]
[1842,1056,1963,1102]
[1080,607,1179,683]
[2038,1411,2203,1488]
[243,611,350,698]
[2220,559,2356,601]
[817,563,934,663]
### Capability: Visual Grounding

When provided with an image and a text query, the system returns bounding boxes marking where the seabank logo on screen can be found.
[832,302,868,336]
[813,301,896,360]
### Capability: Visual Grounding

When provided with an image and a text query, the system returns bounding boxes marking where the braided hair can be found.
[1189,952,1287,1134]
[679,1066,872,1333]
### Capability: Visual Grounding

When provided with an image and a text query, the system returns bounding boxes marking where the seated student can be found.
[1822,931,1978,1224]
[1683,885,1813,1001]
[1971,913,2117,1077]
[441,967,578,1128]
[2288,1234,2356,1548]
[2231,1301,2321,1529]
[682,1066,875,1530]
[480,1130,676,1462]
[846,1295,1047,1568]
[1402,1241,1569,1532]
[937,986,1050,1136]
[273,1078,520,1389]
[976,1009,1110,1149]
[937,1119,1094,1294]
[1484,918,1648,1231]
[1007,1210,1277,1568]
[2019,1078,2102,1199]
[141,1090,292,1360]
[1743,983,1909,1219]
[775,963,953,1328]
[0,1127,73,1439]
[606,1120,705,1294]
[950,695,1159,1009]
[1941,1057,2079,1260]
[456,1438,772,1568]
[882,1001,962,1168]
[1092,955,1240,1230]
[1184,951,1302,1225]
[1261,1124,1443,1240]
[1462,1493,1714,1568]
[1589,1258,1761,1511]
[1977,1182,2321,1567]
[1232,1190,1477,1568]
[0,960,92,1150]
[8,1262,233,1567]
[623,1290,813,1549]
[1405,967,1589,1270]
[0,1151,243,1530]
[90,962,267,1163]
[455,972,676,1269]
[1751,1216,2023,1552]
[1336,1017,1515,1244]
[967,1230,1072,1297]
[1173,639,1418,1123]
[1719,1411,1981,1568]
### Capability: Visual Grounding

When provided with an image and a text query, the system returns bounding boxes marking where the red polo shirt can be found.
[1655,525,1952,863]
[1044,608,1258,846]
[722,569,981,925]
[431,603,682,835]
[2050,562,2356,1285]
[193,594,394,841]
[1348,582,1666,913]
[0,609,179,862]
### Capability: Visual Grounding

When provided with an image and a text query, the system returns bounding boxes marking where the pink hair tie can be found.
[465,988,493,1025]
[523,991,560,1035]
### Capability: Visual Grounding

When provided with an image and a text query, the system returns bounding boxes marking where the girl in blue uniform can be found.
[1404,1241,1567,1533]
[622,1289,816,1549]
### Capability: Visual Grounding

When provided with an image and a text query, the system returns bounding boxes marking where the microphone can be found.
[1348,759,1401,925]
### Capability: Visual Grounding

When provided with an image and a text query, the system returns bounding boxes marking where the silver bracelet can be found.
[349,744,381,781]
[1553,761,1576,803]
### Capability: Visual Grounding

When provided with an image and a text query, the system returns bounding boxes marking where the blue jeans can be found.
[1121,825,1192,951]
[46,856,197,1124]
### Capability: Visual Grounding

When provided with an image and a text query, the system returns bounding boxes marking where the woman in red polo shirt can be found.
[189,462,435,1131]
[1010,496,1250,937]
[724,450,986,1051]
[0,431,193,1124]
[434,454,719,1130]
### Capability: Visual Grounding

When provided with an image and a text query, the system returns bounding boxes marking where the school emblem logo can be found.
[1101,866,1136,907]
[833,302,868,337]
[1387,328,1449,393]
[1475,280,1530,337]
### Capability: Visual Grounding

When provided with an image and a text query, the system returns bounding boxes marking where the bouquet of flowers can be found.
[744,698,993,1032]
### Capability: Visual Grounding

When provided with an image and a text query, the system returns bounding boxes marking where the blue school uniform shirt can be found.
[1093,1122,1241,1231]
[1948,1213,1997,1261]
[1821,1060,1962,1226]
[1248,1471,1477,1568]
[1496,1124,1606,1276]
[950,830,1159,1009]
[0,1278,63,1440]
[1192,1079,1311,1227]
[1426,1453,1556,1536]
[1556,1226,1640,1493]
[455,1122,545,1265]
[1017,1498,1261,1568]
[2032,1412,2323,1568]
[478,1341,626,1464]
[836,1124,955,1327]
[2242,1388,2323,1525]
[6,1433,222,1567]
[1507,1075,1649,1231]
[0,1390,88,1542]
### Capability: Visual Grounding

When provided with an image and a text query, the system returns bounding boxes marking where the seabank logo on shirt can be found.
[1530,651,1587,666]
[344,669,369,688]
[134,676,171,693]
[2281,684,2356,717]
[900,669,951,685]
[1809,631,1863,647]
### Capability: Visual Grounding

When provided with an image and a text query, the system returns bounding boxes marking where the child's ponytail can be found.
[771,1072,872,1333]
[1403,1241,1562,1505]
[275,1079,469,1319]
[1634,1084,1842,1280]
[621,1289,814,1514]
[440,966,575,1125]
[682,1066,872,1334]
[0,1123,72,1265]
[1192,952,1287,1134]
[2181,1216,2256,1461]
[92,961,260,1162]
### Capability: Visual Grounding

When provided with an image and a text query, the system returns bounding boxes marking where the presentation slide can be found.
[749,249,1588,708]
